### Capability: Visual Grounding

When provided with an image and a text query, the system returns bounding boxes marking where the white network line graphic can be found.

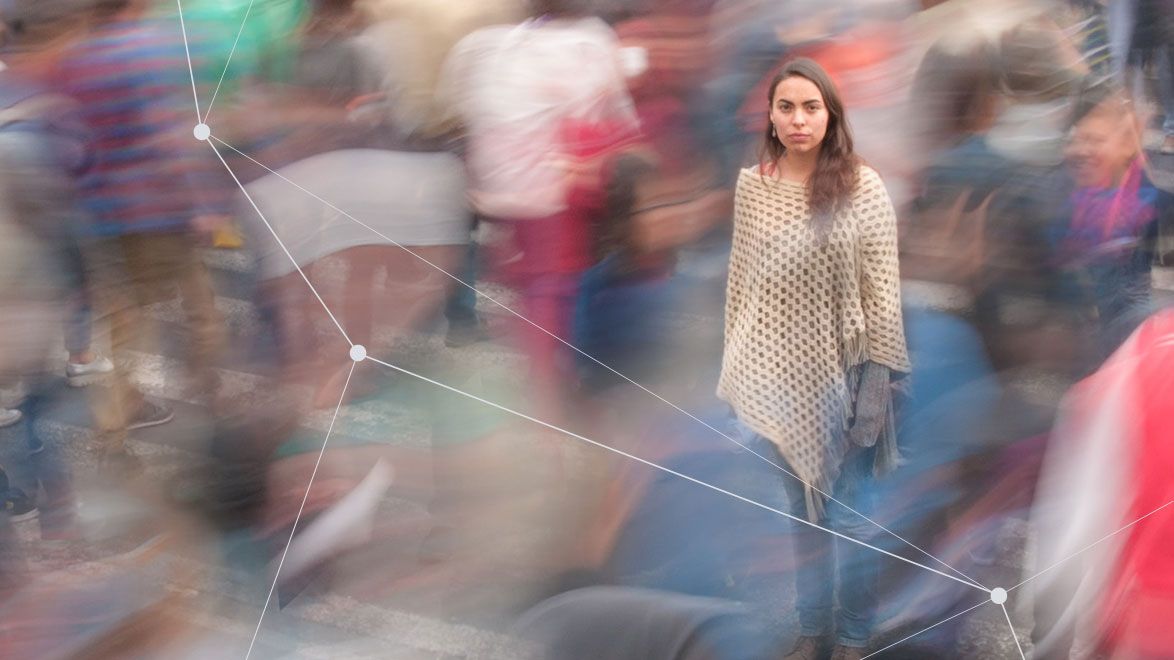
[208,134,986,593]
[208,123,998,650]
[174,0,201,120]
[164,5,1170,658]
[861,599,989,659]
[1009,498,1174,593]
[207,141,353,345]
[201,0,256,123]
[1001,602,1027,660]
[360,357,979,590]
[245,361,356,660]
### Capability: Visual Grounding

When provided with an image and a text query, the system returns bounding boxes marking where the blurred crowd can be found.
[0,0,1171,658]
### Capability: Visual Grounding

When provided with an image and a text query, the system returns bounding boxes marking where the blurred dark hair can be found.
[759,57,860,239]
[998,19,1084,101]
[1069,79,1128,127]
[911,36,1000,152]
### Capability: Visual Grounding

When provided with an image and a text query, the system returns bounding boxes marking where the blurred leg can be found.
[86,237,142,454]
[343,245,383,350]
[783,473,834,641]
[831,446,881,648]
[20,372,75,533]
[124,232,225,395]
[516,273,580,422]
[174,237,227,388]
[62,238,93,360]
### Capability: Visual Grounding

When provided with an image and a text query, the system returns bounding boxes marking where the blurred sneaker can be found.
[66,355,114,387]
[126,400,174,431]
[4,488,39,522]
[830,645,866,660]
[0,408,21,428]
[783,635,828,660]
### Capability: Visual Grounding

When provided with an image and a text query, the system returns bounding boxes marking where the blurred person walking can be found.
[0,6,115,392]
[361,0,528,351]
[233,0,470,406]
[50,0,229,469]
[916,18,1090,376]
[438,0,640,422]
[718,58,909,660]
[1059,87,1169,361]
[1031,309,1174,660]
[0,0,85,538]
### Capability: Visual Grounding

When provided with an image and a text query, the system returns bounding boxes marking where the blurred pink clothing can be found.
[1033,310,1174,658]
[438,16,638,219]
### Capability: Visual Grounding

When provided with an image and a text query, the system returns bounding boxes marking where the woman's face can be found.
[770,75,830,156]
[1065,112,1137,188]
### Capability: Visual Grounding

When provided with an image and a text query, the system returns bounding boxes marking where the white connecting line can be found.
[178,0,991,582]
[201,0,256,124]
[861,599,989,659]
[170,2,992,651]
[864,498,1174,658]
[208,133,987,594]
[245,361,356,660]
[169,5,1174,659]
[1001,602,1027,660]
[174,0,201,120]
[357,356,978,590]
[1008,498,1174,593]
[204,136,994,654]
[206,141,353,345]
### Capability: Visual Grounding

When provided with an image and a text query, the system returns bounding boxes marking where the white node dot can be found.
[193,123,211,141]
[990,588,1008,605]
[349,344,367,362]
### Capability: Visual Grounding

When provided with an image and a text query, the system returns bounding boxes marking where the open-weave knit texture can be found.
[718,165,910,520]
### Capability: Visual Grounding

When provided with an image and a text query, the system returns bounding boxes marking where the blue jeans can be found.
[14,374,74,529]
[734,419,881,647]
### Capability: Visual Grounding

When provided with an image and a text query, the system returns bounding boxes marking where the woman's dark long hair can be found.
[759,58,860,239]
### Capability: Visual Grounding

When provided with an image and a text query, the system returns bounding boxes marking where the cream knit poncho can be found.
[718,164,910,519]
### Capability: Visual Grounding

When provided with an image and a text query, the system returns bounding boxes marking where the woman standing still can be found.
[718,58,910,660]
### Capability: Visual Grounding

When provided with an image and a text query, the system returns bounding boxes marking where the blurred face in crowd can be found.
[1065,104,1139,188]
[770,75,829,157]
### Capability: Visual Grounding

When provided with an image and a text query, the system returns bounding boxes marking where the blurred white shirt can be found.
[438,16,638,219]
